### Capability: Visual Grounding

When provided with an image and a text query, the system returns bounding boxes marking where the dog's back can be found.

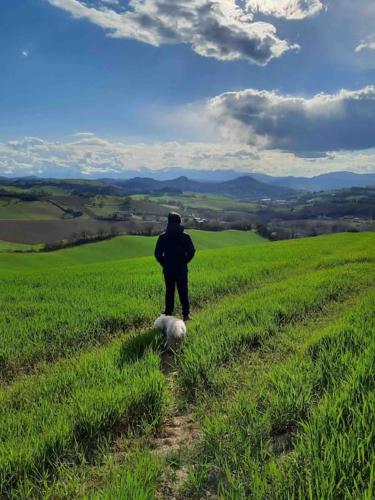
[154,315,187,349]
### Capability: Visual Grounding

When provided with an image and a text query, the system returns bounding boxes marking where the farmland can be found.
[130,193,259,212]
[1,177,375,245]
[0,231,374,497]
[0,229,264,271]
[0,240,39,252]
[0,199,64,220]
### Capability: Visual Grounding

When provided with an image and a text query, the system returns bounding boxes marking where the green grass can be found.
[0,240,39,252]
[0,244,282,377]
[0,232,374,497]
[84,195,125,217]
[0,229,265,271]
[2,233,373,378]
[0,200,63,220]
[0,343,166,495]
[131,193,259,212]
[182,290,375,499]
[177,263,375,398]
[92,452,162,500]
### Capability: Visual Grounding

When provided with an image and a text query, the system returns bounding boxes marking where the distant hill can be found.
[3,170,375,192]
[102,168,375,190]
[250,171,375,191]
[131,167,248,182]
[110,175,294,200]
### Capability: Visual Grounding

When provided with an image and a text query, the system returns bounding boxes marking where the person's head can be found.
[168,212,181,225]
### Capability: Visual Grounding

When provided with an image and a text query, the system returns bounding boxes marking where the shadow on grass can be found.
[118,328,178,375]
[118,329,162,366]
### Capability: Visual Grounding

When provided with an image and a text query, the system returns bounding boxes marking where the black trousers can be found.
[164,273,190,317]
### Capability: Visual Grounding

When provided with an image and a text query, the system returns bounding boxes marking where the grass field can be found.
[0,231,374,498]
[0,200,64,220]
[131,193,259,212]
[0,240,39,252]
[0,229,264,271]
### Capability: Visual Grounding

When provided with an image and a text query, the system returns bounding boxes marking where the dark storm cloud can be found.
[208,86,375,154]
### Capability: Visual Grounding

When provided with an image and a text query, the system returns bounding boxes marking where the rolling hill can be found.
[0,232,374,497]
[251,170,375,191]
[0,229,265,271]
[5,170,375,193]
[103,168,375,190]
[106,171,375,194]
[111,175,294,199]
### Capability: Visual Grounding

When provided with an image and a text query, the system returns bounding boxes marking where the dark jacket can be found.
[154,223,195,276]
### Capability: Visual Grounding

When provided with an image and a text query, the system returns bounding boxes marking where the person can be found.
[154,212,195,321]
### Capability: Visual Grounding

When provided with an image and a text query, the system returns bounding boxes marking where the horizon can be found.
[2,168,375,182]
[1,0,375,178]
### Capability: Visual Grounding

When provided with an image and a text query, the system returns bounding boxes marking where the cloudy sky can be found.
[1,0,375,178]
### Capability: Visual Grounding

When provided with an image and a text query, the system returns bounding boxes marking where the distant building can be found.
[114,211,132,220]
[193,217,206,225]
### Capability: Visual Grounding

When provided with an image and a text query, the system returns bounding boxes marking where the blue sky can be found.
[1,0,375,177]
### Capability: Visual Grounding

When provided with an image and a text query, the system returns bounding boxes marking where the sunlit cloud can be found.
[205,86,375,155]
[47,0,300,64]
[245,0,324,20]
[0,133,374,178]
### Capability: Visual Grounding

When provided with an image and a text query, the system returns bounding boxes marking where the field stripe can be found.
[1,233,374,380]
[40,279,374,498]
[0,234,374,495]
[1,236,352,380]
[187,290,375,498]
[177,263,375,397]
[0,349,166,494]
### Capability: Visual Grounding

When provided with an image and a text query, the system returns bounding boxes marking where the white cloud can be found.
[206,86,375,154]
[355,36,375,53]
[245,0,324,20]
[47,0,300,64]
[73,131,96,137]
[21,50,29,57]
[0,133,375,178]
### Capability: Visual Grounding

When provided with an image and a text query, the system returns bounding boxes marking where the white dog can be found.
[154,314,187,349]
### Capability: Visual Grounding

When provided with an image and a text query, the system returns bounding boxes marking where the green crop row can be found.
[185,291,375,498]
[87,257,375,499]
[2,233,372,377]
[0,341,165,495]
[91,451,161,500]
[1,244,372,496]
[0,233,374,497]
[285,300,375,498]
[177,263,375,397]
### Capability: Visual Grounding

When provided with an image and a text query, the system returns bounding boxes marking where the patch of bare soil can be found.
[153,349,201,499]
[153,413,198,456]
[154,412,199,500]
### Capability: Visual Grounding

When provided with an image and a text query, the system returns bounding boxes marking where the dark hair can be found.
[168,212,181,224]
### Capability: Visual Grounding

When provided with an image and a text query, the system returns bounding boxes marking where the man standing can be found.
[154,212,195,321]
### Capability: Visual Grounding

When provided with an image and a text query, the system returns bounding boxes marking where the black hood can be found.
[166,223,184,233]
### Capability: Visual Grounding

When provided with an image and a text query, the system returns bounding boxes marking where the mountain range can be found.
[2,170,375,197]
[250,171,375,191]
[108,175,294,200]
[105,168,375,191]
